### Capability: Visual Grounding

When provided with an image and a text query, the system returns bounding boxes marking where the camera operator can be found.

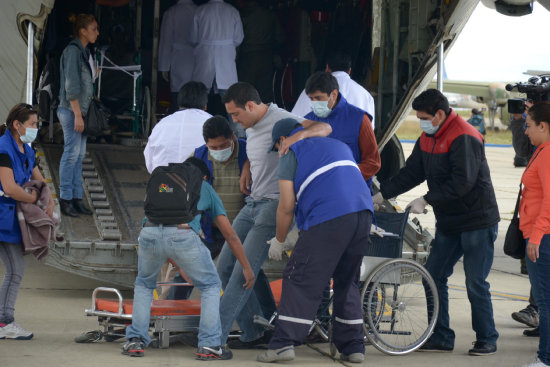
[510,101,534,167]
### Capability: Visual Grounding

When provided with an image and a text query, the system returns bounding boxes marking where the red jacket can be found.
[520,141,550,245]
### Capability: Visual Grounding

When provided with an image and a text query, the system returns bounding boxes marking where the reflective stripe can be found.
[296,160,359,200]
[278,315,314,325]
[334,316,363,325]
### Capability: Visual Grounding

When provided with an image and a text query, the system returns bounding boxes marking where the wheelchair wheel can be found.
[313,287,333,341]
[140,86,151,138]
[361,258,438,355]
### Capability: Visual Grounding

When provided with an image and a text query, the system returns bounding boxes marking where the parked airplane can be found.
[3,0,547,286]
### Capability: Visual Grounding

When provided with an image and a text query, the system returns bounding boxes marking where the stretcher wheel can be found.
[361,259,439,355]
[74,330,103,343]
[313,291,333,342]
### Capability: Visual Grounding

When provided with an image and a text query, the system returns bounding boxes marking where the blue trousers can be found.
[269,211,372,355]
[424,224,499,348]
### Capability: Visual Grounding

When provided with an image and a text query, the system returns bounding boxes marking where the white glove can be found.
[267,237,287,261]
[370,224,386,237]
[372,192,384,206]
[285,226,299,250]
[407,196,428,214]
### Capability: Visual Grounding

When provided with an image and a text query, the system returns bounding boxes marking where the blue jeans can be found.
[526,235,550,365]
[0,242,25,324]
[217,197,278,344]
[57,106,87,200]
[424,224,499,348]
[125,225,222,347]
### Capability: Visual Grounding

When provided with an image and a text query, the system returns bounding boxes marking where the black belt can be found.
[144,221,191,229]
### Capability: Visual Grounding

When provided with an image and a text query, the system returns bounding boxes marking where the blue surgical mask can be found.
[18,127,38,144]
[311,101,332,118]
[209,142,233,162]
[419,118,439,135]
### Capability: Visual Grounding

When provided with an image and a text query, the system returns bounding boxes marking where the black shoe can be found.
[417,339,453,353]
[468,341,497,355]
[227,332,272,350]
[524,327,540,337]
[121,337,145,357]
[512,304,539,328]
[60,199,79,217]
[72,198,92,215]
[196,345,233,360]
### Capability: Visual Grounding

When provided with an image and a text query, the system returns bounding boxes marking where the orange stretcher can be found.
[76,280,284,348]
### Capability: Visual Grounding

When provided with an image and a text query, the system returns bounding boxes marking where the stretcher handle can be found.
[91,287,124,316]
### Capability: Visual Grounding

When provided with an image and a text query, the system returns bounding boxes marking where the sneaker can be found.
[524,327,540,337]
[522,357,550,367]
[257,345,295,362]
[228,332,272,349]
[468,341,497,356]
[417,339,453,352]
[121,337,145,357]
[341,352,365,363]
[512,305,539,328]
[0,322,33,340]
[196,345,233,360]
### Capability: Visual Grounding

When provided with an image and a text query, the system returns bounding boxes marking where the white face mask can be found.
[17,126,38,144]
[419,117,439,135]
[209,141,233,162]
[311,100,332,118]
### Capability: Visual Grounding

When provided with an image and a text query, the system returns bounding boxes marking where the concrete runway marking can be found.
[448,283,529,301]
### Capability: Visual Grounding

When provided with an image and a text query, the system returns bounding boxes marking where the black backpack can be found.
[144,162,203,224]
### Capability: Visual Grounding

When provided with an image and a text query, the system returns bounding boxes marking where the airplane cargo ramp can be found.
[39,143,149,288]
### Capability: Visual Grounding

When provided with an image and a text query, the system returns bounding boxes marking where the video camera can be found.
[506,75,550,114]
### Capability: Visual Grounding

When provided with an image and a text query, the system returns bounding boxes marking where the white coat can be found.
[190,0,244,90]
[291,71,376,129]
[143,108,212,173]
[158,0,197,93]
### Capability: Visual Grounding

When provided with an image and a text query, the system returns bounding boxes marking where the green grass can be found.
[396,112,512,145]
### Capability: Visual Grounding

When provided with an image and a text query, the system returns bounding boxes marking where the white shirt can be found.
[158,0,197,92]
[144,109,211,173]
[291,71,375,129]
[189,0,244,90]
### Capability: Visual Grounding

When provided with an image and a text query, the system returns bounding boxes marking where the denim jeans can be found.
[526,234,550,365]
[125,225,222,347]
[0,242,25,324]
[217,197,278,344]
[424,224,499,348]
[57,106,87,201]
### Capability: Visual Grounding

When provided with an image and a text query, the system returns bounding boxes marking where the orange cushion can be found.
[96,299,201,316]
[270,279,283,307]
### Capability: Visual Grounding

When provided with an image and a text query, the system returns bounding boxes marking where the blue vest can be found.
[305,94,374,190]
[193,138,247,243]
[290,134,373,231]
[0,130,35,244]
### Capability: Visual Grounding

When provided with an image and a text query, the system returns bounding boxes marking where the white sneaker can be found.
[522,357,550,367]
[0,322,34,340]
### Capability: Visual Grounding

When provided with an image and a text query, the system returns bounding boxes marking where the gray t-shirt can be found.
[246,103,304,199]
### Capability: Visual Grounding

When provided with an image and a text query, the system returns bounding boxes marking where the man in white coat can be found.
[144,81,211,173]
[158,0,197,111]
[291,51,375,129]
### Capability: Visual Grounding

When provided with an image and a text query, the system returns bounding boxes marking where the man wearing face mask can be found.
[372,89,500,356]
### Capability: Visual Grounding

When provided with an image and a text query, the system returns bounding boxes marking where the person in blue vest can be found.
[280,71,380,189]
[0,103,54,340]
[257,118,373,363]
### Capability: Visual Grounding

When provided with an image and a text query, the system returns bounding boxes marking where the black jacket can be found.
[380,109,500,233]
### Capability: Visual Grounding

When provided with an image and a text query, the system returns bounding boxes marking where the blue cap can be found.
[268,118,301,153]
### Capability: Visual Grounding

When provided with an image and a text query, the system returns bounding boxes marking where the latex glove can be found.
[267,237,288,261]
[370,224,385,237]
[285,226,299,250]
[372,192,384,206]
[161,71,169,82]
[407,196,428,214]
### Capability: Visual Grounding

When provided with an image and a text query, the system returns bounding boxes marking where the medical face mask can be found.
[311,101,332,118]
[18,126,38,144]
[419,118,439,135]
[209,142,233,162]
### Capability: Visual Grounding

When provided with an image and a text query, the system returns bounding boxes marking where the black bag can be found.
[144,162,203,225]
[503,189,525,259]
[84,98,110,137]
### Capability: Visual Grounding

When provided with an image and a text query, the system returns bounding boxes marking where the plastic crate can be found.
[365,209,410,259]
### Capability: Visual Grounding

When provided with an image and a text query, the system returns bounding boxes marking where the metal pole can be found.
[151,0,160,126]
[437,42,444,91]
[376,0,386,132]
[26,22,34,105]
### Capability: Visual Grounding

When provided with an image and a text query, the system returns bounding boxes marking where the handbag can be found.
[84,98,110,137]
[503,188,525,259]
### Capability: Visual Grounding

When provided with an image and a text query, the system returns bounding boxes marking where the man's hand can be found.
[242,266,255,289]
[74,114,85,133]
[372,192,384,210]
[239,160,251,195]
[370,224,386,237]
[407,196,428,214]
[267,237,288,261]
[527,242,539,263]
[285,226,299,249]
[278,133,301,156]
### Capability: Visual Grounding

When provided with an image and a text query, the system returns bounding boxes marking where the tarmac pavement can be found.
[0,143,539,367]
